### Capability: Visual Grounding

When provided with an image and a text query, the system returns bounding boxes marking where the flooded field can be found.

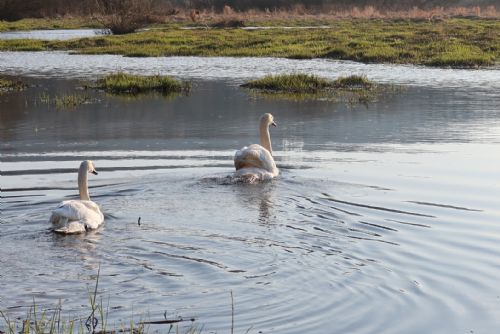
[1,52,500,333]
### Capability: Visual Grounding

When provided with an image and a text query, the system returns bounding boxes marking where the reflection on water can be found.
[1,74,500,333]
[0,29,111,40]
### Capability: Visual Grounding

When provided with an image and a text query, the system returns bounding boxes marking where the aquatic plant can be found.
[241,73,334,93]
[0,77,27,93]
[95,72,191,95]
[332,75,373,89]
[0,267,197,334]
[241,73,397,105]
[35,93,94,109]
[242,73,375,93]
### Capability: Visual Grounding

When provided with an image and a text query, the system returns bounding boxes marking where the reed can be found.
[0,267,198,334]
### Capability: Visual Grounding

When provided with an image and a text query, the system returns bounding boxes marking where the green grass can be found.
[242,73,374,93]
[241,73,399,104]
[242,73,335,93]
[95,72,191,95]
[0,18,498,67]
[0,18,101,32]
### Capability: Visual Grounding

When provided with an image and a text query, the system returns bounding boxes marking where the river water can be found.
[1,51,500,334]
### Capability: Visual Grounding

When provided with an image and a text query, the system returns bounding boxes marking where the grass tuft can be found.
[0,77,27,93]
[242,73,375,93]
[242,73,333,93]
[333,75,373,88]
[241,73,394,104]
[95,72,191,95]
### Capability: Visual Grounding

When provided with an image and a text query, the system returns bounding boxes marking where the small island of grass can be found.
[242,73,374,93]
[241,73,393,104]
[95,73,191,95]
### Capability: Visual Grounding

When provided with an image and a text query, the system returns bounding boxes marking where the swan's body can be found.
[49,160,104,234]
[234,113,279,182]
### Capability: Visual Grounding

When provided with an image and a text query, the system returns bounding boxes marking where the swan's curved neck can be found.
[260,122,272,155]
[78,164,90,201]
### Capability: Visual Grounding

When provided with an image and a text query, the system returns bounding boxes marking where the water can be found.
[1,53,500,334]
[0,29,111,40]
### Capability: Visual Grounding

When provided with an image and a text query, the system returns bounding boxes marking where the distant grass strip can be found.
[0,18,498,67]
[0,18,101,32]
[95,72,191,95]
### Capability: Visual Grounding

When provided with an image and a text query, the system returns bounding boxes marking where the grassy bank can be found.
[95,72,191,95]
[0,18,101,32]
[0,18,498,67]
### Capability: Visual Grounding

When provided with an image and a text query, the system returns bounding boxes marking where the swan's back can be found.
[234,144,277,173]
[50,200,104,234]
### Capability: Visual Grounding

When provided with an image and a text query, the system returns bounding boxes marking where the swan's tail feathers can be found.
[54,221,86,234]
[234,150,264,170]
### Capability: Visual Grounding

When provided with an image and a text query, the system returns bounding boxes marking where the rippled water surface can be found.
[1,53,500,334]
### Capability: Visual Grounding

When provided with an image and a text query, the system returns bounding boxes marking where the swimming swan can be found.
[234,113,279,182]
[49,160,104,234]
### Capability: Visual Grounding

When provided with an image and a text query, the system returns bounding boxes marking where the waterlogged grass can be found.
[95,73,191,95]
[36,92,95,109]
[0,77,27,93]
[242,73,374,92]
[0,267,200,334]
[242,73,335,93]
[242,73,397,104]
[0,18,498,67]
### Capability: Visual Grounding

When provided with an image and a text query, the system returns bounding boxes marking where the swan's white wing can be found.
[234,144,277,174]
[234,144,279,182]
[50,200,104,234]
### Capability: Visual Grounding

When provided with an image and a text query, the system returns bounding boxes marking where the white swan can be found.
[234,113,279,182]
[49,160,104,234]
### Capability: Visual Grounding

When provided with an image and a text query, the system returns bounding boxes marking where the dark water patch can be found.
[407,200,483,212]
[322,194,436,218]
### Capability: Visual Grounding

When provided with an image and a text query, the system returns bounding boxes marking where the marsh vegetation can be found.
[36,92,95,109]
[0,77,26,93]
[94,72,191,95]
[242,73,393,103]
[1,18,498,68]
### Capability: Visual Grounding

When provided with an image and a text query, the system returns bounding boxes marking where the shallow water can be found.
[1,51,500,89]
[1,57,500,333]
[0,29,111,40]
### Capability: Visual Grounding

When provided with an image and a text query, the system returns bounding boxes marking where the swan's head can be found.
[261,113,277,128]
[81,160,98,175]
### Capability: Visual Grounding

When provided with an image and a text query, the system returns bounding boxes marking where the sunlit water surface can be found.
[0,29,111,40]
[1,52,500,334]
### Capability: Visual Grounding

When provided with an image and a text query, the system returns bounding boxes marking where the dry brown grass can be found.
[167,5,499,24]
